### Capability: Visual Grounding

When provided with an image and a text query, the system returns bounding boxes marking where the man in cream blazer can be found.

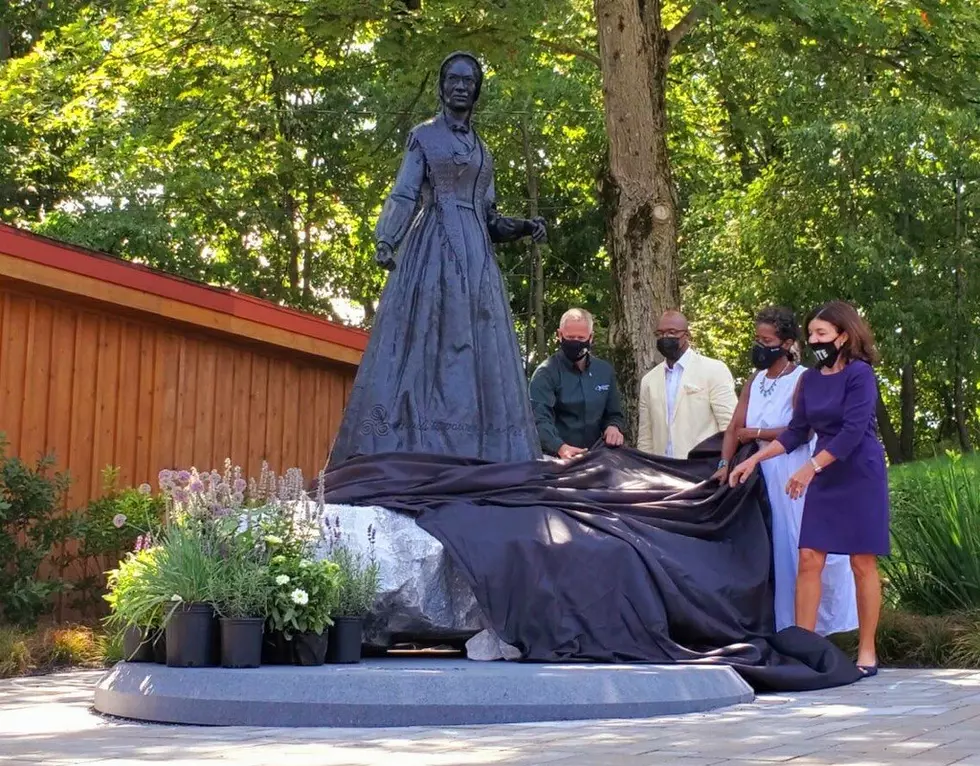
[637,311,738,459]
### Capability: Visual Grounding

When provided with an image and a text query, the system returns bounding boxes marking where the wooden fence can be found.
[0,223,368,506]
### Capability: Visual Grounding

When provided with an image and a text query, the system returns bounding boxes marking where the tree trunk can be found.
[876,389,902,465]
[595,0,680,436]
[362,300,376,326]
[281,193,301,294]
[520,120,547,362]
[0,23,11,62]
[899,362,915,462]
[302,179,315,303]
[952,178,974,452]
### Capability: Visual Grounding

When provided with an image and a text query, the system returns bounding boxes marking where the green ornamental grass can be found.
[883,454,980,615]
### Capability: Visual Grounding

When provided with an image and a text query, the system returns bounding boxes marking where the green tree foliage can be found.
[1,0,978,455]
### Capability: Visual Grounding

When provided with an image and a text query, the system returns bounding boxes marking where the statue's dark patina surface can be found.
[328,52,547,466]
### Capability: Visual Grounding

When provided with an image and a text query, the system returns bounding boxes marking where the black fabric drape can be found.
[316,441,862,692]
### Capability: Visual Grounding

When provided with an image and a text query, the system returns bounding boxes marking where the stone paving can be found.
[1,668,980,765]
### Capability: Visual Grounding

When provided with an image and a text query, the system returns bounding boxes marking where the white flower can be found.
[290,589,309,606]
[138,483,152,495]
[264,535,283,546]
[112,513,127,528]
[170,594,182,602]
[299,560,310,568]
[275,574,290,586]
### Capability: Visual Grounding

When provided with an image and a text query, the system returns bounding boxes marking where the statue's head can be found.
[439,51,483,112]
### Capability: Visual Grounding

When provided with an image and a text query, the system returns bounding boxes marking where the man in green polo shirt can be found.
[529,308,626,459]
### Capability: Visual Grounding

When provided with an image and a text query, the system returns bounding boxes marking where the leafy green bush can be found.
[103,547,165,631]
[883,454,980,614]
[0,433,74,626]
[267,554,340,637]
[72,467,164,613]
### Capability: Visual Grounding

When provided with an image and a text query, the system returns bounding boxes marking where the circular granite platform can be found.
[94,657,754,727]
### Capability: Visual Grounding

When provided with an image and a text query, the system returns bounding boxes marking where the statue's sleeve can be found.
[485,177,530,244]
[376,132,425,249]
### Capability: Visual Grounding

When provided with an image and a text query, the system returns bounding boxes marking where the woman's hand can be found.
[710,465,730,484]
[375,242,396,270]
[728,458,758,487]
[785,463,816,500]
[736,427,758,444]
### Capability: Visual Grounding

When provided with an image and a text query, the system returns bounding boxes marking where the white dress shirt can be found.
[664,348,692,457]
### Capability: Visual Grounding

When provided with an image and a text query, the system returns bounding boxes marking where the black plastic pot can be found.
[292,630,329,666]
[220,617,263,668]
[165,602,218,667]
[121,626,155,663]
[327,617,364,664]
[152,629,167,664]
[261,629,292,665]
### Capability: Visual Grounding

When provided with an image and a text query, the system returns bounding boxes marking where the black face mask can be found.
[656,337,684,362]
[560,338,590,362]
[809,339,841,369]
[751,342,787,370]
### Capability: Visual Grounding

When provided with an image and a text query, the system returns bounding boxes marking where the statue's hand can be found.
[375,243,396,271]
[527,216,547,244]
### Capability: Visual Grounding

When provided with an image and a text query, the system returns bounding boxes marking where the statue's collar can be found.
[441,109,472,134]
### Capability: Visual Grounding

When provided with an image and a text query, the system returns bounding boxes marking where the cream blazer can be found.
[636,351,738,459]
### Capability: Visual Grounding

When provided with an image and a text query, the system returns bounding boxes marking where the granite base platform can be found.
[93,657,754,727]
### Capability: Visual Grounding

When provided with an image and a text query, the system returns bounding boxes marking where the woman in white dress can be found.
[714,307,858,635]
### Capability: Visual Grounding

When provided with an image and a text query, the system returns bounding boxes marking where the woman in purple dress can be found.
[729,301,888,677]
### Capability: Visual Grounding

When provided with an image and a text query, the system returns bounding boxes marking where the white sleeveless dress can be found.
[746,365,858,635]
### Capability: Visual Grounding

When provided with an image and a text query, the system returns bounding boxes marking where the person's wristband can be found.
[809,457,822,474]
[756,427,762,438]
[717,459,729,469]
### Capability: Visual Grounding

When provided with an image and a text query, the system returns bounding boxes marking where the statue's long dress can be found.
[327,114,542,466]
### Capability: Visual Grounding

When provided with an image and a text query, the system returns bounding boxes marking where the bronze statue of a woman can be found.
[328,52,547,466]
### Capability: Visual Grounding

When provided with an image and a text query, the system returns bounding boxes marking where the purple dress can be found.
[776,360,890,556]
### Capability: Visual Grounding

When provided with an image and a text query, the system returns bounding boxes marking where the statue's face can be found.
[441,58,478,111]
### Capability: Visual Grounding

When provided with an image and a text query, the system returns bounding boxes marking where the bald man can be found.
[529,308,625,459]
[637,310,737,459]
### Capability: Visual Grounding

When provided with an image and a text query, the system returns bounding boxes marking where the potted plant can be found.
[103,459,316,668]
[267,555,340,666]
[104,545,166,663]
[211,541,272,668]
[327,533,380,664]
[150,522,221,668]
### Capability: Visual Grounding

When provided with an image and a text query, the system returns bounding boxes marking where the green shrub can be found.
[883,454,980,614]
[71,467,164,613]
[267,554,340,637]
[0,434,75,626]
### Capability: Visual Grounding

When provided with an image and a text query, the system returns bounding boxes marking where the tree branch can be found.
[370,73,430,155]
[667,1,715,53]
[528,35,600,67]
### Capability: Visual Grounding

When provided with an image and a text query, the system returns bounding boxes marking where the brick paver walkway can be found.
[1,669,980,765]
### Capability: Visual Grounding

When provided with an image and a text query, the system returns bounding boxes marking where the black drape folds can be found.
[316,442,861,692]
